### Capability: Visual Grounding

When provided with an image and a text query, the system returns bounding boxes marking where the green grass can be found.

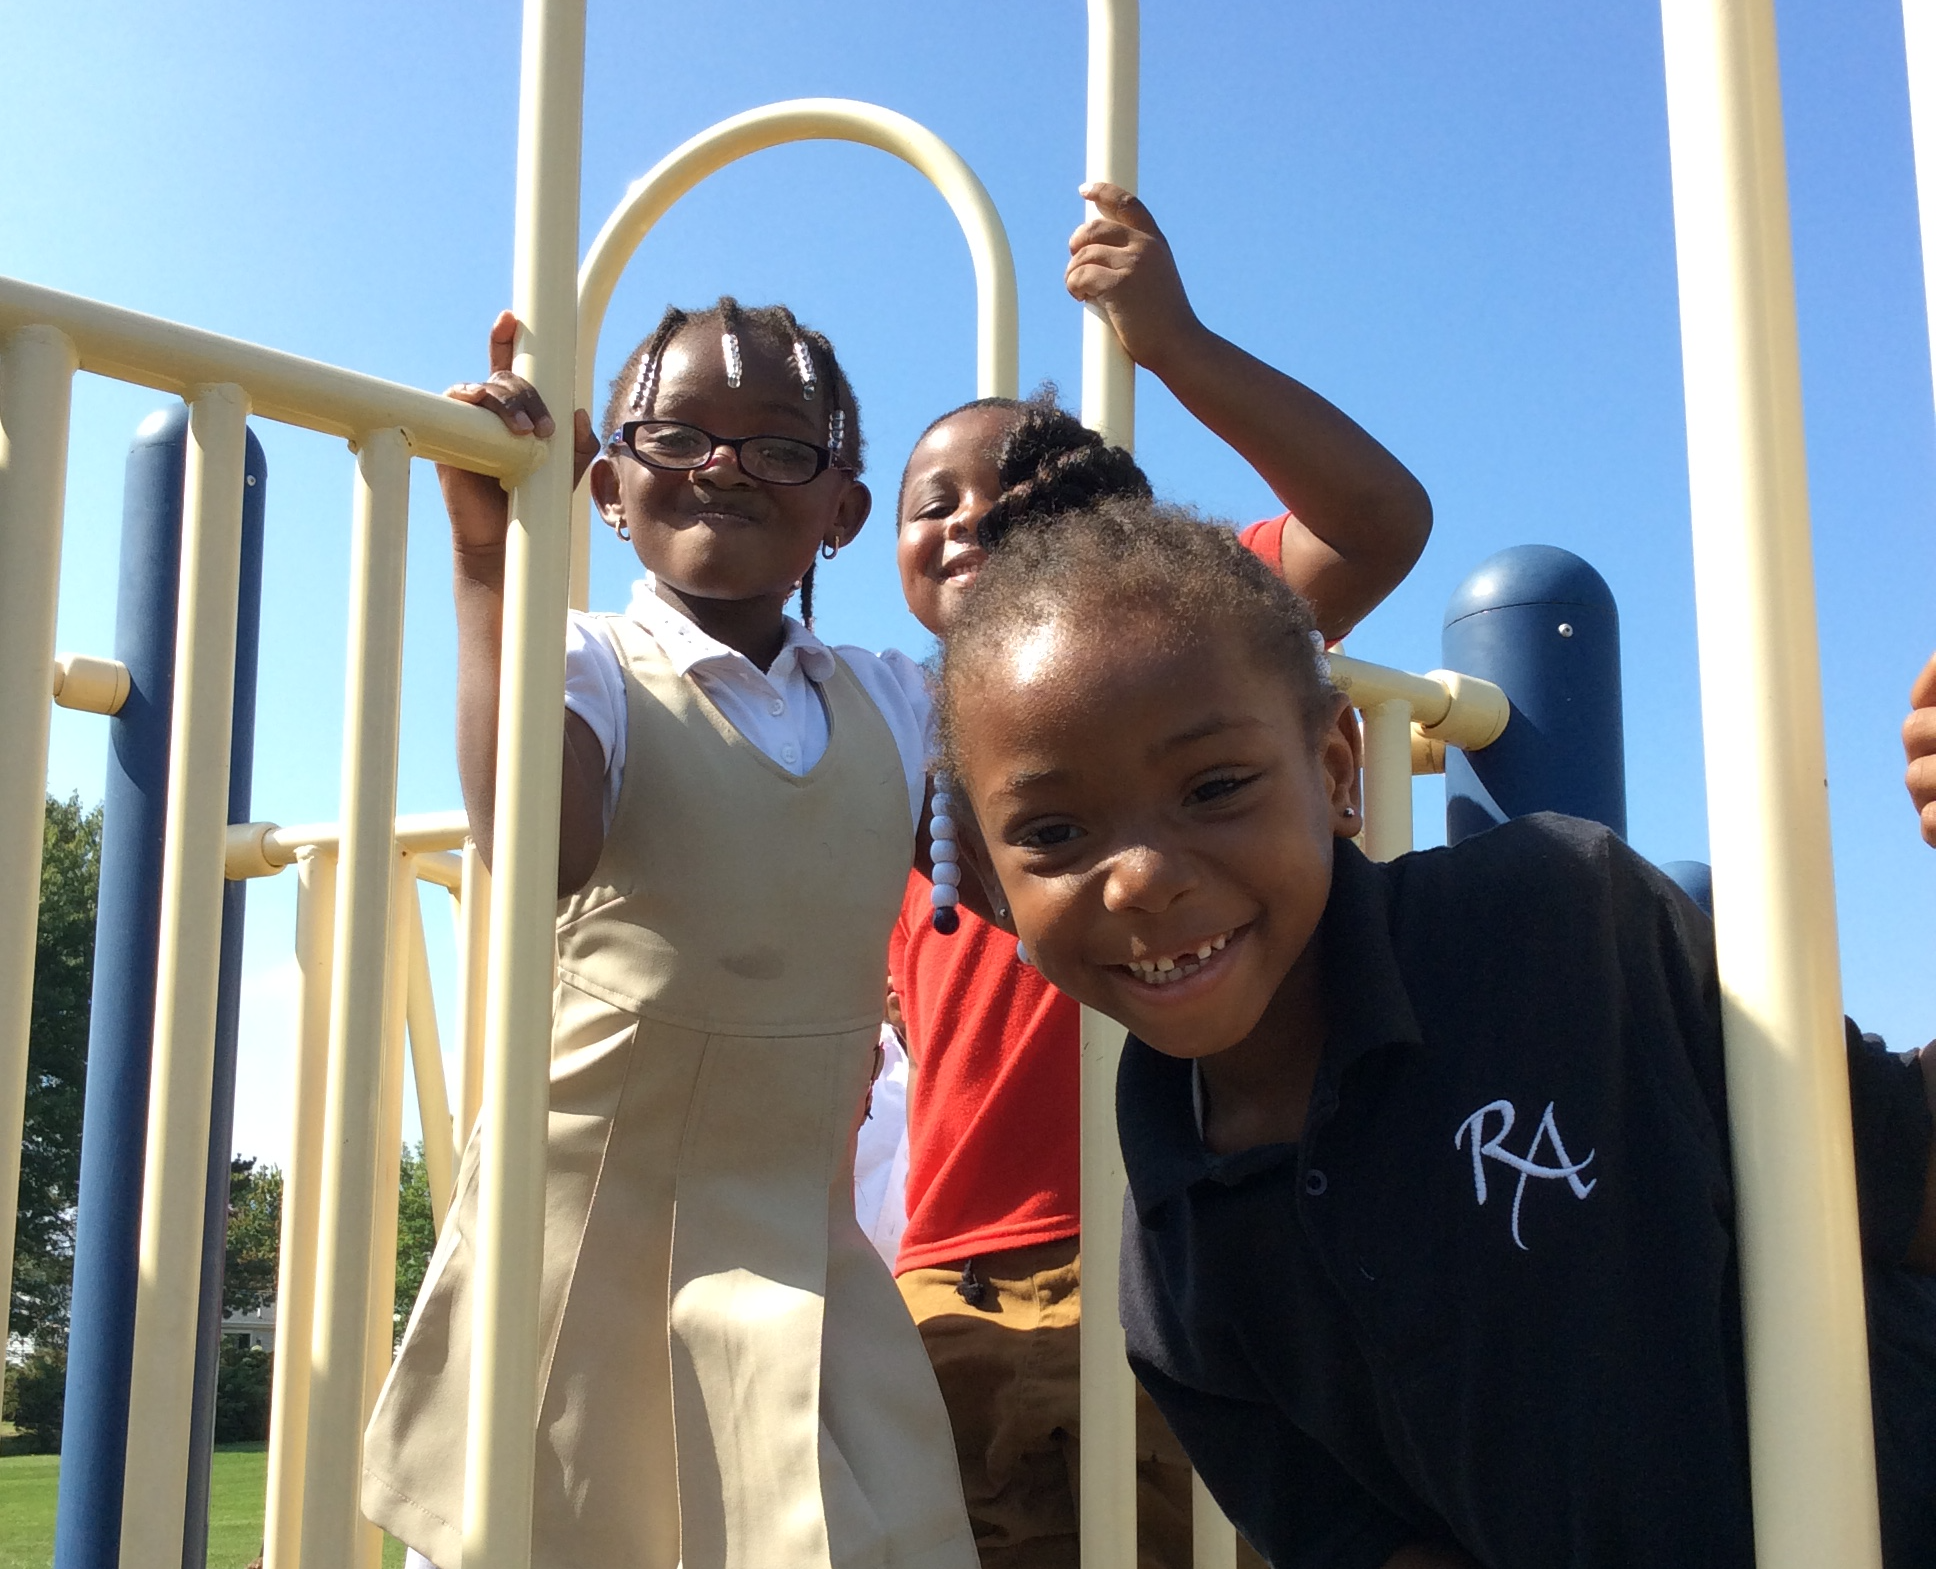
[0,1446,407,1568]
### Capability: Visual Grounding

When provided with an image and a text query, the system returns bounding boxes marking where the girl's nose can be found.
[695,443,752,483]
[1101,841,1196,915]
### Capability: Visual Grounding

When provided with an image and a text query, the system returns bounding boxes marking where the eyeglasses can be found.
[611,419,839,486]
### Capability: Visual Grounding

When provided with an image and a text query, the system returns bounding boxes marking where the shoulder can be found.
[1387,812,1667,920]
[829,643,934,732]
[1236,514,1289,575]
[1377,814,1716,1026]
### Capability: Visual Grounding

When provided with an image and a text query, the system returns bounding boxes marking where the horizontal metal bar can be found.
[51,652,131,715]
[414,849,464,891]
[0,275,536,478]
[1328,653,1510,752]
[225,811,470,879]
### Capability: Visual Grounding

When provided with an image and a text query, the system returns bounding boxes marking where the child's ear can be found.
[588,453,623,528]
[828,477,872,552]
[1321,697,1364,836]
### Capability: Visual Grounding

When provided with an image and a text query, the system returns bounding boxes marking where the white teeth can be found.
[1124,931,1234,985]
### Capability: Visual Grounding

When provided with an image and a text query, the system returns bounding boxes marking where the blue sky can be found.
[6,0,1933,1165]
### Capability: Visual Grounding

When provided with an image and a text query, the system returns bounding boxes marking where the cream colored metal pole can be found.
[118,382,251,1569]
[264,848,337,1569]
[1078,13,1140,1565]
[455,843,490,1149]
[464,2,583,1562]
[1081,0,1138,448]
[1190,1473,1238,1569]
[1902,0,1936,426]
[1360,700,1414,863]
[405,879,457,1229]
[569,97,1019,606]
[357,851,412,1569]
[298,428,412,1567]
[1659,4,1880,1566]
[0,324,77,1329]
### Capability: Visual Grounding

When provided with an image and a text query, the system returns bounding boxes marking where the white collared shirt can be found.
[563,575,932,835]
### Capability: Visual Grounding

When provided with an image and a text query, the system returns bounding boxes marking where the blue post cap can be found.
[1441,544,1626,843]
[1445,544,1617,628]
[1658,860,1713,917]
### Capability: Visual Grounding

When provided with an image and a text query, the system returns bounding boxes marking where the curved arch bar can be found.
[570,99,1019,608]
[578,97,1018,414]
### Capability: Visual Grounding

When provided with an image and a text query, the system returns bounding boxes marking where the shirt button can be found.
[769,697,785,715]
[1304,1169,1329,1197]
[781,743,798,764]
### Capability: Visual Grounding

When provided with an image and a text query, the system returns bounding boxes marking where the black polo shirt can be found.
[1119,814,1936,1569]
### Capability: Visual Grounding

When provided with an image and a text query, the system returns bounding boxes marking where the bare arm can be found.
[441,311,604,894]
[1068,183,1433,640]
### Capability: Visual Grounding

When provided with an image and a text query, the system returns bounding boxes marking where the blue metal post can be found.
[52,408,262,1569]
[1442,545,1626,844]
[1659,860,1715,917]
[181,432,266,1569]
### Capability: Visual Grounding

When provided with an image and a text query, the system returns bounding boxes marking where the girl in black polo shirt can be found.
[932,498,1936,1569]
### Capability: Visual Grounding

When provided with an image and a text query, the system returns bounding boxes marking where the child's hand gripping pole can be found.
[440,310,599,556]
[1066,182,1202,376]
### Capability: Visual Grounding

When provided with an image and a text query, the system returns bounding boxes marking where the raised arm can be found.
[1066,183,1432,640]
[439,310,605,894]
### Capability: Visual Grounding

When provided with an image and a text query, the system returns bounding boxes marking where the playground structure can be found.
[0,2,1913,1567]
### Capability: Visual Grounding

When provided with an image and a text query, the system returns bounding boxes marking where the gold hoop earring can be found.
[616,519,631,542]
[820,541,838,561]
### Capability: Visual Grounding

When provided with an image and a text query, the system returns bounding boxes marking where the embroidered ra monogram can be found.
[1453,1099,1597,1250]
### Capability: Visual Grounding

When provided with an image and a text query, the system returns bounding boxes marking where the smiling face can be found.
[895,404,1021,636]
[590,324,869,605]
[949,606,1360,1059]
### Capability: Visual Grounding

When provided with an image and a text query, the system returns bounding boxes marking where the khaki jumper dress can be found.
[363,614,976,1569]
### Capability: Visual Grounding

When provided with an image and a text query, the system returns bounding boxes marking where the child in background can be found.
[364,305,976,1569]
[889,183,1431,1568]
[933,500,1936,1569]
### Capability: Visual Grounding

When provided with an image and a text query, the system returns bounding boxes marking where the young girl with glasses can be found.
[364,302,978,1569]
[884,183,1432,1568]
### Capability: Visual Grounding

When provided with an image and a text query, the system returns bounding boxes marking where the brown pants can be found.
[897,1237,1265,1569]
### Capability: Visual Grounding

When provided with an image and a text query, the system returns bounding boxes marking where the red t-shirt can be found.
[890,514,1291,1274]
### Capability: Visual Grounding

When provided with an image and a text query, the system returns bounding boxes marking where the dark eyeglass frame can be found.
[609,419,844,486]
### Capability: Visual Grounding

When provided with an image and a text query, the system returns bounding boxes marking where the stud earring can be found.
[1341,806,1356,820]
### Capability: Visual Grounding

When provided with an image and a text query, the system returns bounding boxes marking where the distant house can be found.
[223,1300,276,1354]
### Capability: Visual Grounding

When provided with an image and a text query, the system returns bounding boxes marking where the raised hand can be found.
[1065,181,1202,372]
[439,310,598,557]
[1906,651,1936,848]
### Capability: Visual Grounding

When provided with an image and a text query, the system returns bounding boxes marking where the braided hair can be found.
[897,386,1151,550]
[936,496,1337,783]
[602,297,864,626]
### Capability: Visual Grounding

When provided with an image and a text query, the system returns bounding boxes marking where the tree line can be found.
[4,794,437,1453]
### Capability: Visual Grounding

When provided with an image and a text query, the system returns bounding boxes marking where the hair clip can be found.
[722,330,743,388]
[629,353,658,414]
[791,338,818,399]
[829,407,846,462]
